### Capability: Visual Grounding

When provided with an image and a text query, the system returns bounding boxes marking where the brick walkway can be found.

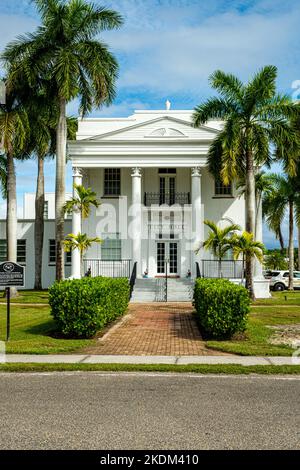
[81,303,227,356]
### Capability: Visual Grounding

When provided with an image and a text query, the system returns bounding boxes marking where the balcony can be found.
[144,192,190,206]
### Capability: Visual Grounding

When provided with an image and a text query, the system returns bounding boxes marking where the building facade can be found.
[0,107,269,297]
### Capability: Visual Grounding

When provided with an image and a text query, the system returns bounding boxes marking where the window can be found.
[0,239,26,264]
[44,201,49,220]
[215,178,232,196]
[104,168,121,196]
[17,240,26,264]
[49,240,71,265]
[101,234,121,260]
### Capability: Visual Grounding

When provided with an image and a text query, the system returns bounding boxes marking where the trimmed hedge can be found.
[49,277,130,338]
[193,278,250,338]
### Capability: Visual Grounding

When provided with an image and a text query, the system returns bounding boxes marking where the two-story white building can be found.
[0,105,269,298]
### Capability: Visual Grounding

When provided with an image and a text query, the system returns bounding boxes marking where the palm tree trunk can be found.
[288,200,294,290]
[298,224,300,270]
[6,148,17,297]
[55,97,67,281]
[278,226,285,253]
[34,155,44,290]
[245,148,256,300]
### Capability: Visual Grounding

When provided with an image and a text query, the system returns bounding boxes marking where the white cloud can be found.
[104,3,300,95]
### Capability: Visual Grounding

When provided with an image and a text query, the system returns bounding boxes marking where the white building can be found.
[0,106,269,297]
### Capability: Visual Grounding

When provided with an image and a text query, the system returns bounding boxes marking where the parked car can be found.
[269,271,300,291]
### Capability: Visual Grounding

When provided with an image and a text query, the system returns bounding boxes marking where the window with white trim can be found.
[101,233,121,260]
[104,168,121,196]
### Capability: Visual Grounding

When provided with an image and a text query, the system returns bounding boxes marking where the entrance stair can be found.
[131,278,194,302]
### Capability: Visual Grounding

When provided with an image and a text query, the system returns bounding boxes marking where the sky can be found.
[0,0,300,247]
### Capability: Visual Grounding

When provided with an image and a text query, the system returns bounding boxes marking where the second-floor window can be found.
[215,178,232,196]
[0,239,27,264]
[104,168,121,196]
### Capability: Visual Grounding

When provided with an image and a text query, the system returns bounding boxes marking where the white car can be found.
[268,270,300,291]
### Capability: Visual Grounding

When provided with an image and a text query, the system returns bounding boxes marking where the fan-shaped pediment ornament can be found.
[147,127,186,137]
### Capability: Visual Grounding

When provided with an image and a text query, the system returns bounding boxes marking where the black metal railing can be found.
[144,192,190,206]
[83,259,131,278]
[129,262,137,299]
[201,260,244,279]
[195,261,201,278]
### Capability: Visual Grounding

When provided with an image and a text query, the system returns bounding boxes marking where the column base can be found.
[253,277,271,298]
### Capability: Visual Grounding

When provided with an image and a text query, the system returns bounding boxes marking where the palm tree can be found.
[2,0,123,281]
[236,171,274,239]
[63,233,102,277]
[263,189,285,252]
[0,154,7,198]
[192,66,300,299]
[63,184,101,231]
[264,251,288,270]
[263,173,300,290]
[25,92,78,290]
[201,220,241,277]
[231,231,265,289]
[0,83,29,297]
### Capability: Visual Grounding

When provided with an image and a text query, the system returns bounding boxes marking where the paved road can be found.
[0,373,299,450]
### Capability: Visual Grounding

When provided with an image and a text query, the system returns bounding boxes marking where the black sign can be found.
[0,262,25,287]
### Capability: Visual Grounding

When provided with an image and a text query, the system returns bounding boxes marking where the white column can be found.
[131,167,142,276]
[191,167,202,277]
[71,167,82,279]
[254,195,263,278]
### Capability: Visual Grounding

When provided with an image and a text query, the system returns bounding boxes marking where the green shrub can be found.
[49,277,130,338]
[193,278,250,338]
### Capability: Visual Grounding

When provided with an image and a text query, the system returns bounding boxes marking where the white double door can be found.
[156,241,178,275]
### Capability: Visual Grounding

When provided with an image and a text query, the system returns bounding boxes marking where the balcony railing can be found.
[83,259,131,278]
[144,192,190,206]
[201,260,244,279]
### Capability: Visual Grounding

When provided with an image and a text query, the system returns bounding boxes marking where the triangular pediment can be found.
[84,116,219,141]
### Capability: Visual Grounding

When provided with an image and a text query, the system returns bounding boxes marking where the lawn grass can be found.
[0,363,299,374]
[0,304,95,354]
[254,290,300,306]
[205,306,300,356]
[0,290,49,304]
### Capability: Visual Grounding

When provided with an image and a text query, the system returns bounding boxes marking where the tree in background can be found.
[263,173,300,290]
[193,66,300,298]
[264,250,288,270]
[3,0,123,281]
[25,92,78,290]
[0,83,29,297]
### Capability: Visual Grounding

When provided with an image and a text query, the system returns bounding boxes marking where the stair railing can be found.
[129,262,137,299]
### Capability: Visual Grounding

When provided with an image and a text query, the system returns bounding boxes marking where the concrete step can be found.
[131,278,194,302]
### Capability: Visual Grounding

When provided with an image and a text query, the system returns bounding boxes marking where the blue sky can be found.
[1,0,300,247]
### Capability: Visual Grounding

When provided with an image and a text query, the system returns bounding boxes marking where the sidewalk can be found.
[2,354,299,365]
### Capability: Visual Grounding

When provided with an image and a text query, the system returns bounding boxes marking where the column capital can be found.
[72,166,83,178]
[191,167,201,177]
[131,167,142,177]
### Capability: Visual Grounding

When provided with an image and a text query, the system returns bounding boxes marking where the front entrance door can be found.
[156,242,178,275]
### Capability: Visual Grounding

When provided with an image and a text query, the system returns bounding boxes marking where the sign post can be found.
[0,262,25,341]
